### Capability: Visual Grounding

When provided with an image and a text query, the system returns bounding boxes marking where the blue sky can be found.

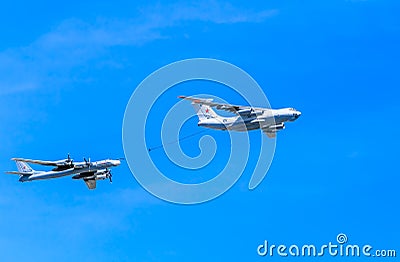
[0,0,399,261]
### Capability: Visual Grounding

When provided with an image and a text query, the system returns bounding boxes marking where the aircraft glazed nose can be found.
[293,111,301,120]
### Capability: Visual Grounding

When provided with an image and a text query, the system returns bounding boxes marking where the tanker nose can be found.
[295,111,301,119]
[291,110,301,121]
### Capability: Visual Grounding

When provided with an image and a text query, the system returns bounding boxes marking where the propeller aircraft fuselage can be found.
[6,156,121,190]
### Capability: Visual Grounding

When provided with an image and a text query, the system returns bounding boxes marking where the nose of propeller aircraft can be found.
[110,159,121,166]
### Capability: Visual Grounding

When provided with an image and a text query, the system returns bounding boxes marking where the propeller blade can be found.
[84,157,91,168]
[67,153,73,165]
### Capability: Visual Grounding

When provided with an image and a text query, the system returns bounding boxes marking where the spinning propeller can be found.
[66,153,73,166]
[106,168,112,183]
[83,157,91,167]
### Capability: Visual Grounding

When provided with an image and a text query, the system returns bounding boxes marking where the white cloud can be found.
[138,1,278,25]
[0,1,277,95]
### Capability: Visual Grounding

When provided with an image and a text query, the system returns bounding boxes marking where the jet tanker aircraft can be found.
[179,96,301,138]
[6,155,121,189]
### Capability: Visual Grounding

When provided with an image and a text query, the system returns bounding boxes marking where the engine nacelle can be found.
[95,170,110,180]
[95,174,107,180]
[237,108,253,115]
[54,159,71,165]
[267,123,285,131]
[254,109,265,115]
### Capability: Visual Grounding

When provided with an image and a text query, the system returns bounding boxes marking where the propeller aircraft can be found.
[6,154,121,189]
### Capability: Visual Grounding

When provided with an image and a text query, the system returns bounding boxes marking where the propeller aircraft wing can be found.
[5,171,34,175]
[11,158,60,166]
[11,154,73,167]
[83,178,96,190]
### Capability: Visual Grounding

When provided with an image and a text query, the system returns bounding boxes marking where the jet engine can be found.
[265,123,285,131]
[237,108,253,115]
